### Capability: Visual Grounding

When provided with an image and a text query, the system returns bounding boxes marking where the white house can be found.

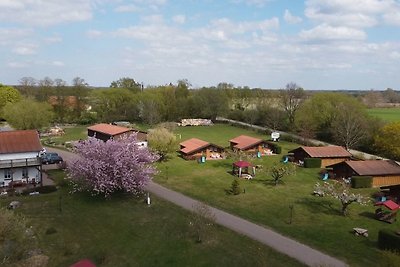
[0,130,43,187]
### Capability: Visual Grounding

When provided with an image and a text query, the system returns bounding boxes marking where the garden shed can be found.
[327,160,400,187]
[179,138,225,160]
[229,135,273,156]
[288,146,352,168]
[88,123,147,142]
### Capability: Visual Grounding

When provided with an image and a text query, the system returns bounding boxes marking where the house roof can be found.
[0,130,42,154]
[180,138,222,154]
[233,161,252,168]
[88,123,131,136]
[229,135,263,150]
[289,146,352,158]
[329,160,400,176]
[375,200,400,211]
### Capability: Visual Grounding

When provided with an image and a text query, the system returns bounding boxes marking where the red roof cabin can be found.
[288,146,352,168]
[327,160,400,188]
[229,135,273,156]
[88,123,147,142]
[180,138,225,160]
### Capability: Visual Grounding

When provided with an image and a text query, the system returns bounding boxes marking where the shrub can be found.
[378,229,400,252]
[22,185,57,195]
[304,158,321,168]
[230,179,241,195]
[266,142,282,154]
[351,176,373,188]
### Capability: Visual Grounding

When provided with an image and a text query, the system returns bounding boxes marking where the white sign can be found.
[271,132,280,141]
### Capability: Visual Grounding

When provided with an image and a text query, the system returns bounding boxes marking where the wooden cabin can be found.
[229,135,273,156]
[327,160,400,188]
[180,138,224,160]
[88,123,147,142]
[288,146,352,168]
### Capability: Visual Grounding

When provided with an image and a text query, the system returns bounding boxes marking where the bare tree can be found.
[332,103,368,149]
[279,82,305,126]
[189,203,216,243]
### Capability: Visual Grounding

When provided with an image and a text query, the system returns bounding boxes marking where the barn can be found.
[180,138,225,160]
[288,146,352,168]
[327,160,400,187]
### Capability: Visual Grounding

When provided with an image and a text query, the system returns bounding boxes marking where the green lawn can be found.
[154,124,400,267]
[367,108,400,122]
[1,171,304,267]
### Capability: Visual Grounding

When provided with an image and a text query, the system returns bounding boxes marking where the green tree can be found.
[374,122,400,160]
[91,88,137,122]
[147,127,177,161]
[110,77,142,93]
[0,84,22,118]
[268,164,296,186]
[3,98,54,130]
[230,179,241,195]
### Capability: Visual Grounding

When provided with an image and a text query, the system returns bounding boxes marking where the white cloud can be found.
[12,43,38,55]
[86,30,103,38]
[114,4,140,13]
[8,61,28,68]
[172,15,186,24]
[232,0,272,7]
[44,36,63,44]
[299,24,367,42]
[0,28,33,45]
[305,0,400,27]
[0,0,93,26]
[284,9,302,24]
[52,61,65,66]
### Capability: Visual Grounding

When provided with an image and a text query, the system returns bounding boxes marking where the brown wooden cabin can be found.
[88,123,147,142]
[288,146,352,168]
[180,138,225,160]
[327,160,400,188]
[229,135,273,156]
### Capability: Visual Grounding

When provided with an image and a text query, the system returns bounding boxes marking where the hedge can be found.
[22,185,57,195]
[351,176,373,188]
[266,142,282,154]
[304,158,321,168]
[378,229,400,252]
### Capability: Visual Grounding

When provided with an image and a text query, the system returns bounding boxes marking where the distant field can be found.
[367,108,400,122]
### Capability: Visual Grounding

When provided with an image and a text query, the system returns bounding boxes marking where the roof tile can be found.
[0,130,42,154]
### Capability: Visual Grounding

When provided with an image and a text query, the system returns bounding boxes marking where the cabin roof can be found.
[0,130,42,154]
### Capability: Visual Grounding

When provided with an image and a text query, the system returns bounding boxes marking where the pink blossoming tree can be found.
[67,134,159,197]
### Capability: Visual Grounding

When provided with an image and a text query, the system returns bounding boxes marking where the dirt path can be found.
[47,146,348,267]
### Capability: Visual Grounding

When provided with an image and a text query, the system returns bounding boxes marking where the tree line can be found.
[1,77,400,160]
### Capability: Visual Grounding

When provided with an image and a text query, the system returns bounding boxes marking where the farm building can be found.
[0,130,43,188]
[327,160,400,187]
[180,138,225,160]
[288,146,352,168]
[88,123,147,143]
[229,135,273,156]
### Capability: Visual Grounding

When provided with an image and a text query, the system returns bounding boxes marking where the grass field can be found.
[1,170,304,267]
[154,124,400,267]
[42,123,400,266]
[367,108,400,122]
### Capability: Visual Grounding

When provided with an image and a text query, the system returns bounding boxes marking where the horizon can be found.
[1,0,400,90]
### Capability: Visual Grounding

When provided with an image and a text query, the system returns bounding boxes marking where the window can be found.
[4,169,11,179]
[22,168,28,178]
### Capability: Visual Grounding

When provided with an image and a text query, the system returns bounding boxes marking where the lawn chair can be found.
[282,156,289,163]
[322,173,329,181]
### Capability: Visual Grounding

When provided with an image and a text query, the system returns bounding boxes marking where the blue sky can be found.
[1,0,400,90]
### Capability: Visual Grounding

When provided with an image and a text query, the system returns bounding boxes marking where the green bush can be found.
[266,142,282,154]
[230,179,241,195]
[351,176,373,188]
[304,158,321,168]
[22,185,57,195]
[378,230,400,252]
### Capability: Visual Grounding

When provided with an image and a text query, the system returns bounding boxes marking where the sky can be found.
[1,0,400,90]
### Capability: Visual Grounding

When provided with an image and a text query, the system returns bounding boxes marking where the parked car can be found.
[41,153,63,164]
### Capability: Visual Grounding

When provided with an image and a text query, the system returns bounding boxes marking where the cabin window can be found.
[22,168,29,178]
[4,169,11,179]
